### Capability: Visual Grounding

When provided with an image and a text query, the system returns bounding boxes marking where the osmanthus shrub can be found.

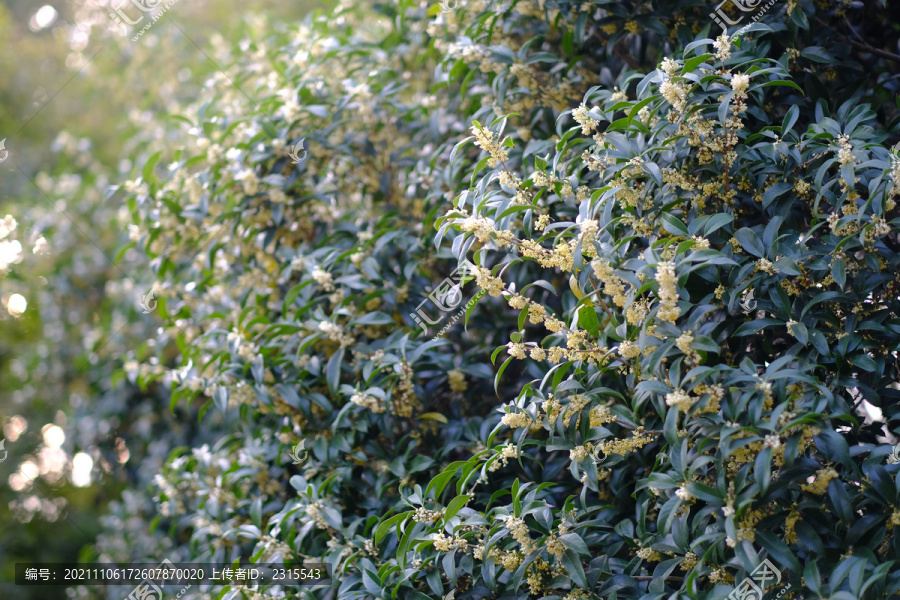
[85,0,900,599]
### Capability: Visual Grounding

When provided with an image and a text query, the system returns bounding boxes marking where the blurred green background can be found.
[0,0,328,597]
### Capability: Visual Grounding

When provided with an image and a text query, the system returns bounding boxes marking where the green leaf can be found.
[464,289,486,329]
[659,212,689,237]
[326,348,344,395]
[827,479,853,522]
[470,156,490,187]
[512,478,521,516]
[760,80,805,93]
[578,304,600,338]
[351,311,395,325]
[733,318,783,336]
[375,511,411,544]
[647,472,678,489]
[559,532,590,556]
[832,258,846,288]
[682,53,713,74]
[704,213,733,235]
[142,150,163,183]
[851,354,877,372]
[733,227,765,257]
[443,494,471,523]
[782,104,800,134]
[426,462,466,498]
[762,181,792,208]
[801,46,834,63]
[561,548,588,589]
[495,356,514,395]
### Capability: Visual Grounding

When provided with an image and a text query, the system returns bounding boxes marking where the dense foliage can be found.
[0,2,312,597]
[69,0,900,599]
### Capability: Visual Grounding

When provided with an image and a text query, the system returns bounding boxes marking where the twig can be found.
[631,575,685,582]
[588,274,617,320]
[845,38,900,64]
[814,16,900,65]
[613,42,642,70]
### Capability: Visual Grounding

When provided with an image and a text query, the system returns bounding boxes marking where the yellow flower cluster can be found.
[503,292,612,367]
[666,389,696,413]
[655,261,681,323]
[413,507,444,523]
[675,482,696,502]
[837,134,855,166]
[600,427,656,456]
[350,392,386,413]
[459,215,499,243]
[525,558,552,595]
[636,546,663,561]
[736,507,771,543]
[562,394,590,426]
[503,515,533,552]
[890,509,900,529]
[731,73,750,95]
[563,589,589,600]
[542,396,561,424]
[488,442,519,472]
[589,405,617,427]
[393,361,419,418]
[572,103,600,135]
[626,298,651,325]
[615,179,646,210]
[569,443,596,462]
[470,124,509,168]
[660,78,688,113]
[784,507,800,543]
[497,550,523,571]
[693,383,724,413]
[756,381,774,410]
[618,340,641,359]
[708,567,734,585]
[319,321,355,347]
[801,467,839,495]
[539,535,563,558]
[448,369,467,392]
[680,552,699,572]
[305,501,331,531]
[713,33,732,61]
[501,410,532,429]
[312,266,335,291]
[474,542,524,571]
[891,152,900,196]
[433,533,468,552]
[661,57,680,77]
[592,258,629,307]
[676,331,701,363]
[474,266,506,297]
